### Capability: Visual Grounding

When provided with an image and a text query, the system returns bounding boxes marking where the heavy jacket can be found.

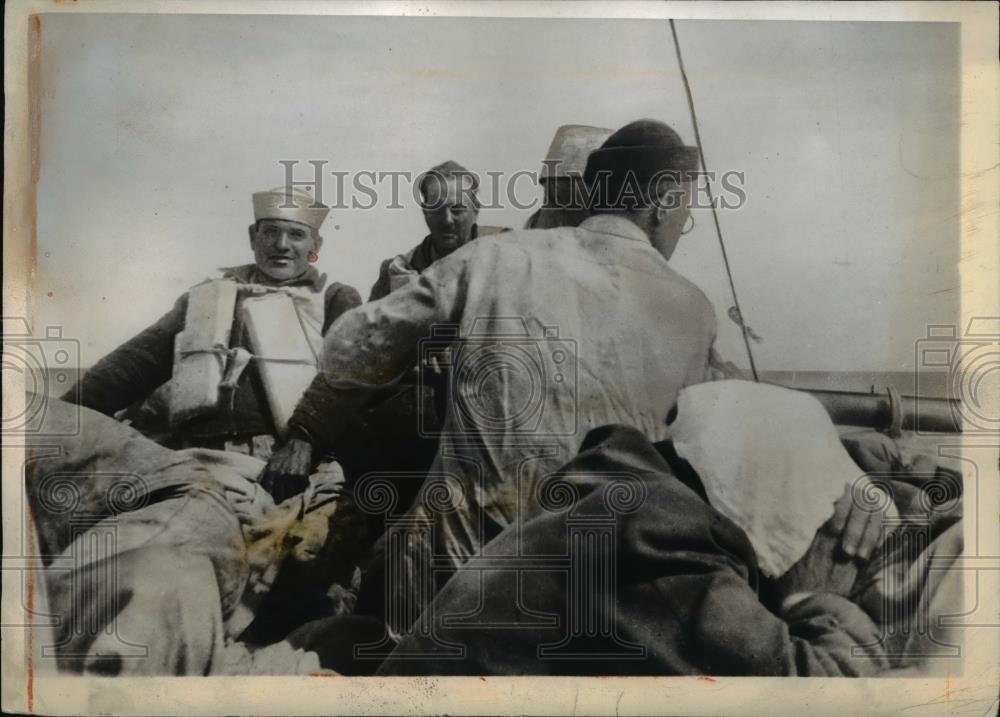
[524,206,589,230]
[377,424,890,677]
[367,225,509,301]
[63,264,360,444]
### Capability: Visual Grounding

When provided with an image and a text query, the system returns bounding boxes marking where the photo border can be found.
[3,2,997,715]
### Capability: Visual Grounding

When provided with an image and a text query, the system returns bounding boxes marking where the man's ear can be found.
[653,181,690,228]
[248,223,258,248]
[314,233,324,252]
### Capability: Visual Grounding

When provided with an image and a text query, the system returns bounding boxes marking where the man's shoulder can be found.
[324,278,355,292]
[655,262,716,329]
[182,266,252,297]
[661,261,712,301]
[387,238,426,273]
[324,281,362,312]
[470,224,576,251]
[476,224,511,238]
[214,264,256,284]
[459,223,636,267]
[665,275,716,349]
[371,254,400,283]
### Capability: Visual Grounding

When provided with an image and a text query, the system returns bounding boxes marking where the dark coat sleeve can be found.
[61,294,188,417]
[322,282,363,334]
[377,424,890,677]
[367,259,393,303]
[641,546,888,676]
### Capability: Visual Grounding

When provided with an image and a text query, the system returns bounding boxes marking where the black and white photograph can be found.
[2,1,998,715]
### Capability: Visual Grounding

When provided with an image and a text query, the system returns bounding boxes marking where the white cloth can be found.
[670,380,864,578]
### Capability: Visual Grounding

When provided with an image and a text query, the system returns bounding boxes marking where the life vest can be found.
[168,278,324,437]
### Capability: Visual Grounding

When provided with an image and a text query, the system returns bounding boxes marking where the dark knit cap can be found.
[584,119,699,187]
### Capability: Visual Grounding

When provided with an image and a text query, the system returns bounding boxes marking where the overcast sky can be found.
[34,15,959,373]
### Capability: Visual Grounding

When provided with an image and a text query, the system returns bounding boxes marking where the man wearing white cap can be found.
[525,124,614,230]
[63,186,361,458]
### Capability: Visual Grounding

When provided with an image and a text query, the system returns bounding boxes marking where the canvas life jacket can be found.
[168,278,324,437]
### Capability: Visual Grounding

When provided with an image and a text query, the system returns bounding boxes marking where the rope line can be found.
[670,19,760,382]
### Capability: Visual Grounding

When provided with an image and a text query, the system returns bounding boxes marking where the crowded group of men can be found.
[27,119,961,677]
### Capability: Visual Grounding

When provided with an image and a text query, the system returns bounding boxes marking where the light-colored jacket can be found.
[293,214,716,576]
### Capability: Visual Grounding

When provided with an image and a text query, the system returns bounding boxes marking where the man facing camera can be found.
[368,160,508,301]
[63,186,361,459]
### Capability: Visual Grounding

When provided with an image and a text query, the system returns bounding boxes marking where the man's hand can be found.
[776,523,859,599]
[776,478,897,599]
[260,437,314,503]
[826,479,897,561]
